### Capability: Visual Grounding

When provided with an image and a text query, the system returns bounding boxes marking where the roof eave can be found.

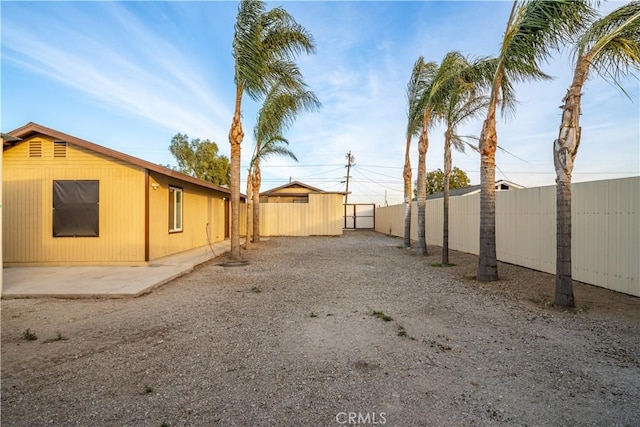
[6,122,243,198]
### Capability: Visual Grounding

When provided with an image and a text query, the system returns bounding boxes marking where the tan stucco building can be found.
[3,122,243,266]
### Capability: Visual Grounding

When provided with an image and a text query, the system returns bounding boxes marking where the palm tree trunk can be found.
[245,170,253,250]
[554,58,588,307]
[555,179,573,306]
[228,84,244,260]
[416,111,431,256]
[252,163,261,243]
[442,131,452,266]
[477,115,498,281]
[403,134,413,249]
[477,63,502,282]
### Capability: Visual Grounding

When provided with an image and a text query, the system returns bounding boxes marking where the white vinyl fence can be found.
[375,177,639,297]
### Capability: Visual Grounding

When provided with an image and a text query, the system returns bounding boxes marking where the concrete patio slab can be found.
[2,240,233,299]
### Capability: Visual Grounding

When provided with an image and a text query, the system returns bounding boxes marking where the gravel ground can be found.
[2,231,639,426]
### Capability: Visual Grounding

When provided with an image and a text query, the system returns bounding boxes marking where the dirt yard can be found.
[2,231,639,426]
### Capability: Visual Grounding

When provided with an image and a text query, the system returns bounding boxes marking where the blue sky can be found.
[2,1,638,206]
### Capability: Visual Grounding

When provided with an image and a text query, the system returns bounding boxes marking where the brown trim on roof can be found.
[1,133,22,146]
[260,180,346,196]
[260,180,325,195]
[6,122,243,198]
[263,191,344,196]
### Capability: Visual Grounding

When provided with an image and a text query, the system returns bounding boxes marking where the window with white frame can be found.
[169,186,183,232]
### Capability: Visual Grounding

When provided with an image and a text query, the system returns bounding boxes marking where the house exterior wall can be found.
[147,171,229,260]
[259,193,343,236]
[3,135,146,265]
[375,177,640,297]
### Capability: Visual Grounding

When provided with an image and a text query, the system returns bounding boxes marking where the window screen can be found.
[53,180,99,237]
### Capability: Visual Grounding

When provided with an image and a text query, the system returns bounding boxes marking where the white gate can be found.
[344,204,375,229]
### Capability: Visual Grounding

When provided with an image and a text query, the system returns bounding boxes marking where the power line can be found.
[351,180,380,204]
[353,167,404,192]
[294,166,345,179]
[241,163,345,168]
[356,165,403,180]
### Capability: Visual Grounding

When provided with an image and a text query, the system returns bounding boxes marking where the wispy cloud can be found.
[2,1,637,206]
[2,2,231,140]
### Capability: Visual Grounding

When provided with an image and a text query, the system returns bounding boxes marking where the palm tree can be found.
[247,82,321,245]
[440,63,489,266]
[247,138,296,246]
[414,51,473,256]
[229,0,315,259]
[245,135,296,249]
[403,57,435,249]
[554,1,640,307]
[476,0,595,281]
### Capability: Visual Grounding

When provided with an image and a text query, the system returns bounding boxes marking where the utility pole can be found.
[344,151,354,205]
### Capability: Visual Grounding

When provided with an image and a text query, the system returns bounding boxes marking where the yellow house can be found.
[3,122,244,266]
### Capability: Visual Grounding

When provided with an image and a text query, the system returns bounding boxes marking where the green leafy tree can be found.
[476,0,595,282]
[415,168,471,197]
[229,0,315,259]
[553,1,640,307]
[169,134,230,186]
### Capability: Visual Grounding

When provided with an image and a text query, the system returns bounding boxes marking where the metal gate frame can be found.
[343,203,375,230]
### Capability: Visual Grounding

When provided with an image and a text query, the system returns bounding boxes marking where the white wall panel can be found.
[375,177,639,296]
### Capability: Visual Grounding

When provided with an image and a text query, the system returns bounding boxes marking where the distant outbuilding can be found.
[260,180,337,203]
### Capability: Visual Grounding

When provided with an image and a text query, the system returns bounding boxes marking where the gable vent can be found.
[29,141,42,158]
[53,141,67,158]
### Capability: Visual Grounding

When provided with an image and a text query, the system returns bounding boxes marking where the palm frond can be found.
[449,135,468,154]
[493,0,597,117]
[407,59,439,136]
[461,56,496,90]
[507,0,595,68]
[254,81,321,144]
[251,76,319,169]
[451,135,482,155]
[417,51,469,127]
[406,57,430,138]
[233,1,268,100]
[260,143,298,163]
[429,52,490,149]
[262,7,315,59]
[448,92,490,127]
[266,60,305,90]
[579,1,640,94]
[233,0,316,102]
